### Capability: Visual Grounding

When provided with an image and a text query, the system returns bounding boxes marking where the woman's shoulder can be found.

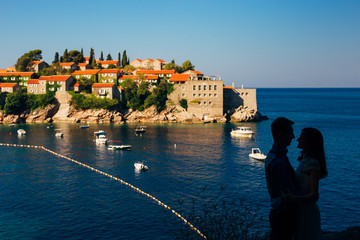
[299,157,320,173]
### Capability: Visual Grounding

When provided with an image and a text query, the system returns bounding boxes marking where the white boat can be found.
[249,148,267,161]
[108,145,132,150]
[134,126,147,134]
[134,162,148,171]
[55,132,63,138]
[230,126,253,138]
[94,130,108,144]
[17,129,26,136]
[80,125,89,129]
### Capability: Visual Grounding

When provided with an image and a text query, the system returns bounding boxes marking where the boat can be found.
[108,145,132,150]
[134,126,147,134]
[134,162,148,171]
[80,125,90,129]
[55,132,63,138]
[230,126,253,138]
[249,148,267,161]
[17,129,26,136]
[47,125,54,129]
[94,130,108,144]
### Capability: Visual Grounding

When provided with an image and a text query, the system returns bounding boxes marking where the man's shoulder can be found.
[265,153,287,171]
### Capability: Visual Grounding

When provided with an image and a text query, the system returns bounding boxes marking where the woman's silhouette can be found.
[284,127,328,240]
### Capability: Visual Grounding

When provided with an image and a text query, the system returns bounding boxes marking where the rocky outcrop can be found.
[0,103,267,124]
[230,106,268,122]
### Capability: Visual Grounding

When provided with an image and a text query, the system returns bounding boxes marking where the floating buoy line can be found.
[0,143,206,239]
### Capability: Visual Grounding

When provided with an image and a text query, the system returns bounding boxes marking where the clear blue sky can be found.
[0,0,359,87]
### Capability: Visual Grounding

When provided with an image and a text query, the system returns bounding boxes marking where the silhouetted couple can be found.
[265,117,328,240]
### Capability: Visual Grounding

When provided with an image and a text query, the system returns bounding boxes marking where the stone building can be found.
[0,83,22,93]
[119,74,158,84]
[168,74,224,119]
[31,61,49,72]
[129,59,166,70]
[96,60,120,68]
[59,62,78,70]
[27,75,74,94]
[72,69,100,82]
[223,86,257,113]
[78,63,92,71]
[91,83,120,99]
[98,69,122,84]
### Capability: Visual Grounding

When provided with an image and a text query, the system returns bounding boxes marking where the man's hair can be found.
[271,117,294,140]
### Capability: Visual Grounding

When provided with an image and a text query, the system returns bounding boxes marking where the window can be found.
[19,82,23,85]
[203,85,206,90]
[198,93,201,97]
[41,82,45,85]
[11,77,15,81]
[49,81,54,85]
[58,82,62,85]
[214,93,217,97]
[99,89,106,95]
[204,94,206,97]
[76,75,80,79]
[209,85,212,90]
[209,101,212,105]
[24,77,28,80]
[204,102,207,105]
[193,85,196,90]
[160,74,164,77]
[24,83,27,86]
[42,88,45,92]
[198,85,201,90]
[109,80,113,82]
[214,85,217,90]
[209,93,212,97]
[182,93,185,97]
[182,86,185,90]
[193,93,196,97]
[49,87,54,91]
[30,89,33,93]
[59,88,63,91]
[4,77,7,80]
[198,102,201,105]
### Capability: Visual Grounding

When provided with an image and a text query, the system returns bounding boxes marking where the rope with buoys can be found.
[0,143,207,239]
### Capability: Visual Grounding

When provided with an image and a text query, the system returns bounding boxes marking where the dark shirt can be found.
[265,144,296,210]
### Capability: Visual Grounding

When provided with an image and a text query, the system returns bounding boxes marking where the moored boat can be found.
[17,129,26,136]
[80,125,90,129]
[108,145,132,150]
[230,126,253,138]
[249,148,267,161]
[134,126,147,134]
[94,130,108,144]
[134,162,148,171]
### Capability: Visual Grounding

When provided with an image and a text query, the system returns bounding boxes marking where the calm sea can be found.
[0,88,359,239]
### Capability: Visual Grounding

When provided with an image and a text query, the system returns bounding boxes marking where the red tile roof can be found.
[136,69,175,75]
[84,57,90,60]
[0,83,18,87]
[120,75,158,80]
[169,74,190,82]
[59,62,76,66]
[99,69,121,73]
[131,59,142,62]
[96,60,119,65]
[32,61,43,65]
[72,69,100,75]
[78,63,89,66]
[92,83,115,88]
[155,59,166,63]
[0,72,35,76]
[223,86,234,89]
[144,59,154,62]
[39,76,52,80]
[74,83,80,87]
[28,79,39,84]
[51,75,72,81]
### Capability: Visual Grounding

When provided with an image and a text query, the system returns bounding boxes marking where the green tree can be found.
[77,76,95,93]
[122,50,128,67]
[89,48,95,67]
[68,50,83,63]
[164,59,181,73]
[118,52,121,62]
[63,49,69,62]
[107,64,116,69]
[180,99,188,110]
[15,49,42,71]
[181,60,195,72]
[100,51,104,61]
[3,92,28,114]
[106,53,112,60]
[53,52,59,64]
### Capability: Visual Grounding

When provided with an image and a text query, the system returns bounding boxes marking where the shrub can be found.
[180,99,188,110]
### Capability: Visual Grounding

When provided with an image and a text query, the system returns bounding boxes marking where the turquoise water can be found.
[0,88,359,239]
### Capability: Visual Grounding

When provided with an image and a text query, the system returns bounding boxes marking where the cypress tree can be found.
[53,52,59,64]
[122,50,127,67]
[118,52,121,62]
[100,51,104,61]
[89,48,95,67]
[106,53,112,60]
[80,48,83,55]
[63,49,69,62]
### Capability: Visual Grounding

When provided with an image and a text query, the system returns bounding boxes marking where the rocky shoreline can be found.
[0,103,268,124]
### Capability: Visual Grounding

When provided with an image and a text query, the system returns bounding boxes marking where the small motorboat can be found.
[134,126,147,134]
[80,125,90,129]
[94,130,108,144]
[47,125,54,129]
[55,132,63,138]
[249,148,267,161]
[230,126,253,138]
[17,129,26,136]
[108,145,132,151]
[134,162,148,171]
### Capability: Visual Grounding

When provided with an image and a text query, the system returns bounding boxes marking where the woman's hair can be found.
[301,127,328,178]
